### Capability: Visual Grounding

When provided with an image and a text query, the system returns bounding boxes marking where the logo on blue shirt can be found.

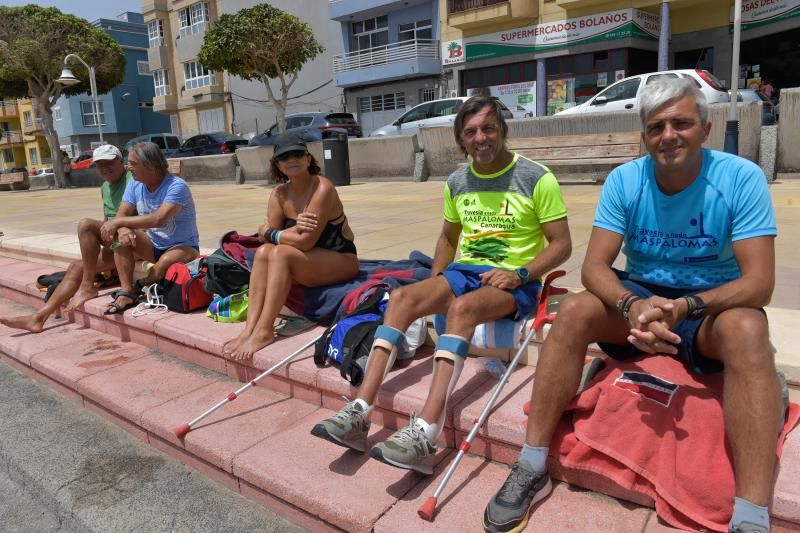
[629,211,719,263]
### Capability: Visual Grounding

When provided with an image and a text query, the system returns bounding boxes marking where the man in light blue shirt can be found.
[484,78,779,533]
[99,141,199,314]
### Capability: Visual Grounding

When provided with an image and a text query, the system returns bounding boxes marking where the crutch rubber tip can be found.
[523,400,530,415]
[417,496,437,521]
[174,424,191,438]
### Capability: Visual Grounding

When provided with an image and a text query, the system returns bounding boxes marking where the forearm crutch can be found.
[174,335,319,438]
[418,270,567,521]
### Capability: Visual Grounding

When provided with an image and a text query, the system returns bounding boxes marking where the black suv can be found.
[249,112,362,146]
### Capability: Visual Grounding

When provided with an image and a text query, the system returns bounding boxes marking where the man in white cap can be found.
[99,141,199,315]
[0,144,132,332]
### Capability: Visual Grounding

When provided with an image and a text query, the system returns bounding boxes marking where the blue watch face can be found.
[516,268,530,281]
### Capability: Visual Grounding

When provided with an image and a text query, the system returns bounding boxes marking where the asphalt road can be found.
[0,358,307,533]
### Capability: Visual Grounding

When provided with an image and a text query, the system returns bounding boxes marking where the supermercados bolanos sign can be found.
[461,8,660,62]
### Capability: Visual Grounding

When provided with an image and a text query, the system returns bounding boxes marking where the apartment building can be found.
[52,12,171,155]
[143,0,344,139]
[18,99,51,171]
[0,100,25,171]
[439,0,800,116]
[0,99,50,173]
[329,0,442,134]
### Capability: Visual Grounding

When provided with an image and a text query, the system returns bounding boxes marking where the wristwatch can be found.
[684,295,707,321]
[515,267,531,285]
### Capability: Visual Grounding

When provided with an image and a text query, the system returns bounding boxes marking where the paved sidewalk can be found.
[0,356,306,532]
[0,178,798,308]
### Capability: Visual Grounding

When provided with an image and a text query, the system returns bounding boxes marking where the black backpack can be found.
[201,248,251,297]
[313,288,388,386]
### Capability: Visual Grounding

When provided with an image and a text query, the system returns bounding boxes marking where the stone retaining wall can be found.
[422,102,763,178]
[778,88,800,172]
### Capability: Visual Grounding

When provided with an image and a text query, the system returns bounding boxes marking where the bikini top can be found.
[283,212,355,253]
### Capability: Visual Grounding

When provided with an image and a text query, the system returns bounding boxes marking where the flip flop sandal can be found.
[104,290,140,315]
[275,315,316,337]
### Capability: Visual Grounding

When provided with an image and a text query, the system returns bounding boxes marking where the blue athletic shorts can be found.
[440,263,541,321]
[597,269,723,374]
[152,244,199,262]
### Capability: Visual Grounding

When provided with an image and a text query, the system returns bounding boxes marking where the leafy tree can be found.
[198,3,324,135]
[0,5,125,188]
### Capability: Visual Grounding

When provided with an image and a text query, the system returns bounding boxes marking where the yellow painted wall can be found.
[1,101,27,170]
[670,0,731,34]
[22,136,51,171]
[442,0,730,41]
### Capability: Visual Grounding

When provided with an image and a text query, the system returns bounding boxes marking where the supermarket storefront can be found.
[737,0,800,95]
[442,8,661,115]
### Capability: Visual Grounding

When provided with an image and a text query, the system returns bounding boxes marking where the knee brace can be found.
[425,334,469,442]
[363,325,404,380]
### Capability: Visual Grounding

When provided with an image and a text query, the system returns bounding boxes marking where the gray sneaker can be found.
[369,414,437,475]
[483,460,552,533]
[310,398,370,452]
[729,523,769,533]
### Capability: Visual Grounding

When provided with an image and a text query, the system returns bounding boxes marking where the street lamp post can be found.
[56,53,104,144]
[725,0,742,155]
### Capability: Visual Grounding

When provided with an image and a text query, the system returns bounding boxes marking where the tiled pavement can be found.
[1,179,799,531]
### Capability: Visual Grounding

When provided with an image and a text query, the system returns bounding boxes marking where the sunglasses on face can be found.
[276,150,307,162]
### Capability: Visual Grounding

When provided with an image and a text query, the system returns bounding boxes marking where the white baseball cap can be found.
[92,144,122,161]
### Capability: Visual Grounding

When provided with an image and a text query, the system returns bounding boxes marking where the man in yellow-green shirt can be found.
[0,145,132,333]
[311,95,572,475]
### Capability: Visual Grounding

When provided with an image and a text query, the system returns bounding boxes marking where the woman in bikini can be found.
[223,132,359,360]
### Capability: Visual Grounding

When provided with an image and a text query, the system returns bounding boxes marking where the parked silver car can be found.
[369,96,513,141]
[249,112,362,147]
[556,69,729,116]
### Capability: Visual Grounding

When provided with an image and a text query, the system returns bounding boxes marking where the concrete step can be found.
[0,296,678,532]
[1,257,799,531]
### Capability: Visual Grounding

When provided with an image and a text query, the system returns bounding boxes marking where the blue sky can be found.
[0,0,144,22]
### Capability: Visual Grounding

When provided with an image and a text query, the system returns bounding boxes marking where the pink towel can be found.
[551,355,800,532]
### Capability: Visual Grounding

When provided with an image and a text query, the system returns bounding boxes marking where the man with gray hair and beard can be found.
[100,141,199,315]
[483,78,780,533]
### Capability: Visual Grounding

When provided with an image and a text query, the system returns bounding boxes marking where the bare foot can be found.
[230,332,275,360]
[223,330,253,357]
[0,313,46,333]
[65,286,99,312]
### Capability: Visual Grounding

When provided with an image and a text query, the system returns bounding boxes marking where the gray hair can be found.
[131,142,168,174]
[638,77,708,125]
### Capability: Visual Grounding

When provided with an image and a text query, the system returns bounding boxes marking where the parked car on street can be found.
[248,112,362,147]
[33,167,54,179]
[556,69,729,116]
[732,89,776,125]
[122,133,181,162]
[369,96,513,141]
[175,132,248,157]
[71,150,94,171]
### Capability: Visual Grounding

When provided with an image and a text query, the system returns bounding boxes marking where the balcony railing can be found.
[22,118,44,135]
[0,100,18,117]
[333,38,439,74]
[448,0,507,14]
[0,130,24,146]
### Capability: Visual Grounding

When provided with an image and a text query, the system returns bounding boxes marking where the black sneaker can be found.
[483,460,552,533]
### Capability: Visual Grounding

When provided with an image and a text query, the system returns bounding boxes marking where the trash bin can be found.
[322,130,350,186]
